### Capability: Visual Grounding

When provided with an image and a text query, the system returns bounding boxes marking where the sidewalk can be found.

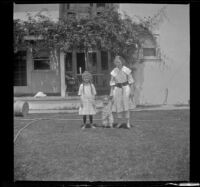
[14,96,190,114]
[14,96,104,111]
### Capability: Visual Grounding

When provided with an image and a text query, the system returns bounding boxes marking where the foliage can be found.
[14,6,157,66]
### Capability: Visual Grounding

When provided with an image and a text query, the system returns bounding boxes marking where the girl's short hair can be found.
[103,96,109,104]
[82,71,92,81]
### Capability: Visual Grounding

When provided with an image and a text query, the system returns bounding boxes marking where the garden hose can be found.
[14,115,181,143]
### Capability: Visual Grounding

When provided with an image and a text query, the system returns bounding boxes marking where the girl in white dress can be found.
[110,56,135,129]
[78,71,97,129]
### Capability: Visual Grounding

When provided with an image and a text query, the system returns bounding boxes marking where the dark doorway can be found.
[76,53,85,74]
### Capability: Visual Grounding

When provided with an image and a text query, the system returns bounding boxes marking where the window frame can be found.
[32,50,51,71]
[96,3,106,8]
[143,48,157,57]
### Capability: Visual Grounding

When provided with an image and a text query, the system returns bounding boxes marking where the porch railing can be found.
[66,73,110,95]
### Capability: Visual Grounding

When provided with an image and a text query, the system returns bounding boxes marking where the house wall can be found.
[120,4,190,104]
[14,49,61,96]
[31,70,60,95]
[14,3,115,96]
[14,4,61,96]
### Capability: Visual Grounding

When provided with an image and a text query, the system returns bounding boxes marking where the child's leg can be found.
[109,114,114,127]
[102,119,106,127]
[113,112,119,126]
[81,115,87,129]
[116,112,123,127]
[83,115,87,124]
[89,115,96,128]
[125,110,131,128]
[89,115,93,124]
[102,118,108,127]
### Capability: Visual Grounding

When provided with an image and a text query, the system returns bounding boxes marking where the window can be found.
[33,50,50,70]
[88,52,97,72]
[101,51,108,70]
[65,53,73,71]
[14,51,27,86]
[143,48,156,57]
[66,4,70,9]
[96,3,105,8]
[67,12,76,18]
[90,3,93,7]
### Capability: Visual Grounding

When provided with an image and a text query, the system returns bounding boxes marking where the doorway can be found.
[76,53,85,74]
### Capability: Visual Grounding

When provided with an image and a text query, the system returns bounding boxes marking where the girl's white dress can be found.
[78,83,97,115]
[110,66,134,113]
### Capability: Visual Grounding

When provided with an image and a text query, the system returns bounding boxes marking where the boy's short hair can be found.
[103,96,109,104]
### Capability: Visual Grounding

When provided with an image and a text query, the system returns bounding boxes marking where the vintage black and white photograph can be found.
[14,3,190,181]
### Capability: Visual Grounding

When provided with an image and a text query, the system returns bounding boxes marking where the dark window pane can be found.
[66,4,70,9]
[33,50,50,70]
[101,51,108,70]
[143,48,156,56]
[14,51,27,86]
[77,53,85,74]
[90,3,93,7]
[67,12,76,17]
[34,59,50,70]
[65,53,73,71]
[88,52,97,72]
[97,3,105,8]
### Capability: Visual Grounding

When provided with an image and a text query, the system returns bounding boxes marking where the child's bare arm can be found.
[80,97,83,108]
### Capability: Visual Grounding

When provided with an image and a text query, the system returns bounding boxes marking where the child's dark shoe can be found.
[93,123,98,127]
[90,124,96,129]
[118,123,125,128]
[120,123,131,129]
[112,123,118,128]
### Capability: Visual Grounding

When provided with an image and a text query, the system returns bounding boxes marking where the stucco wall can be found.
[120,4,189,104]
[14,49,61,96]
[31,70,60,94]
[14,70,61,96]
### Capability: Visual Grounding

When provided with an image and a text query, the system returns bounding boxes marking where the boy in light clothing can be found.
[101,96,114,128]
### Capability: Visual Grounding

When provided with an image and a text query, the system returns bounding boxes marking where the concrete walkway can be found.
[14,96,189,114]
[29,105,189,114]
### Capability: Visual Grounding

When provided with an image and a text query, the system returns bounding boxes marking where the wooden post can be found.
[60,51,66,97]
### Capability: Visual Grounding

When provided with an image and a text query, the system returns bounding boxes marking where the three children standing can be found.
[78,55,135,129]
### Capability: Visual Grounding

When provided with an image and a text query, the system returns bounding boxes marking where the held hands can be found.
[129,84,135,98]
[109,95,113,100]
[130,90,134,98]
[92,101,96,108]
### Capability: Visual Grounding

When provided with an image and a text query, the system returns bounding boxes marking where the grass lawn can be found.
[14,109,189,181]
